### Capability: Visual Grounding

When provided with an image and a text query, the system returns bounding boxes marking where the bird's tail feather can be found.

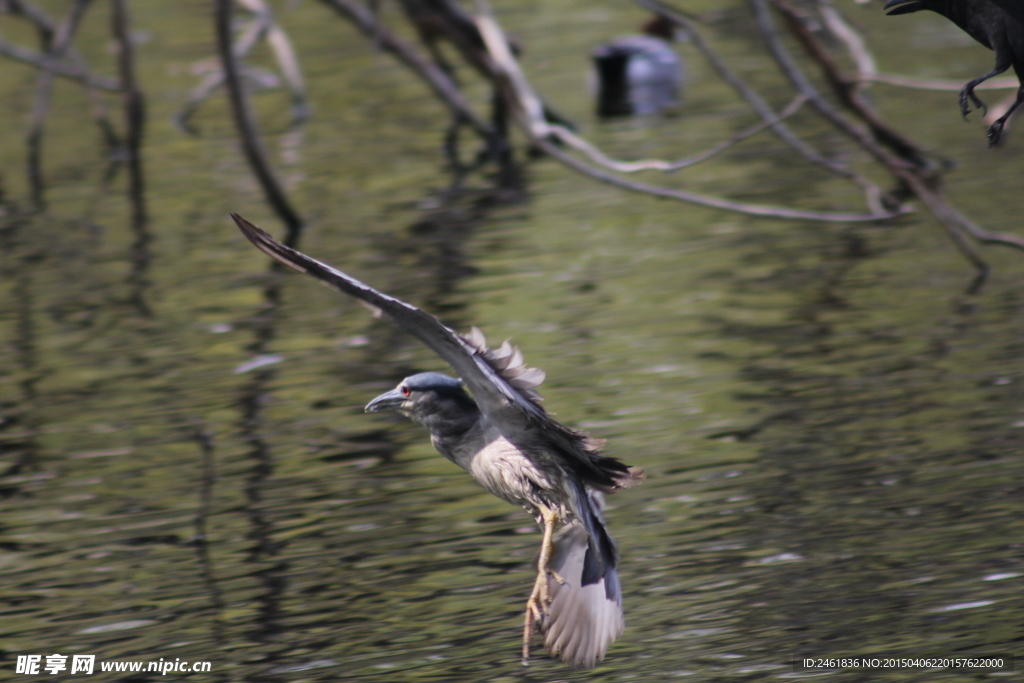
[542,490,624,668]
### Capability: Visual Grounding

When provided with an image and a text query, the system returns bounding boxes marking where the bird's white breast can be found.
[467,433,556,511]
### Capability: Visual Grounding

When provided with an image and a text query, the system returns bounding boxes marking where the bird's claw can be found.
[522,579,547,665]
[986,120,1005,147]
[522,598,544,666]
[959,87,988,120]
[522,563,563,664]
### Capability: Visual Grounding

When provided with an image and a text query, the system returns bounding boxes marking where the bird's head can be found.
[640,15,677,41]
[365,372,479,430]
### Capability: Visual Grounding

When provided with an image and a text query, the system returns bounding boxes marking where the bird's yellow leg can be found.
[522,507,560,666]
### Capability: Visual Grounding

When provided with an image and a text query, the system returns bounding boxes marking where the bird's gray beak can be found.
[365,388,407,413]
[883,0,919,15]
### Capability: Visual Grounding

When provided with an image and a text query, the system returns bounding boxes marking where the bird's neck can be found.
[420,409,481,466]
[416,401,480,439]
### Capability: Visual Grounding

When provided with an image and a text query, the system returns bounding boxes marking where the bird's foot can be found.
[521,594,544,666]
[521,564,564,665]
[959,87,988,120]
[987,120,1006,147]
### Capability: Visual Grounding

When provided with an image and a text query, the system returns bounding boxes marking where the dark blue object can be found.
[593,16,684,117]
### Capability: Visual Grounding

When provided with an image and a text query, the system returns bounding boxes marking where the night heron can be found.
[232,214,644,668]
[884,0,1024,146]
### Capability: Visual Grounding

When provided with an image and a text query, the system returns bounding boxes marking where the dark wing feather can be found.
[233,213,532,418]
[232,213,642,489]
[460,327,642,490]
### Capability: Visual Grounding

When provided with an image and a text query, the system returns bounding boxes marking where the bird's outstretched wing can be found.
[231,214,641,490]
[232,213,545,418]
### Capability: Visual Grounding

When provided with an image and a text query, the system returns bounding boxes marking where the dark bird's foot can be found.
[987,120,1006,147]
[986,91,1024,147]
[959,86,988,119]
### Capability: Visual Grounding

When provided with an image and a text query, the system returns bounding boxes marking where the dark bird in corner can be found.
[985,0,1024,28]
[592,15,685,118]
[884,0,1024,146]
[231,214,644,669]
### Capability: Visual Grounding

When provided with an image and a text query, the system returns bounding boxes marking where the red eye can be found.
[401,386,410,397]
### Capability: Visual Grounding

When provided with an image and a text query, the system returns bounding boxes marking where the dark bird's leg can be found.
[522,506,565,665]
[960,57,1013,119]
[987,79,1024,146]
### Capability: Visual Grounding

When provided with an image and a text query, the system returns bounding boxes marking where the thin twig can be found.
[26,0,93,209]
[0,34,119,90]
[215,0,304,247]
[3,0,120,152]
[535,137,897,222]
[764,0,928,167]
[818,0,875,85]
[176,9,272,131]
[176,0,308,131]
[2,0,55,45]
[560,94,808,173]
[867,73,1019,91]
[265,23,309,120]
[318,0,495,142]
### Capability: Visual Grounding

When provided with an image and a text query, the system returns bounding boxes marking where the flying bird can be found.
[231,214,644,668]
[884,0,1024,146]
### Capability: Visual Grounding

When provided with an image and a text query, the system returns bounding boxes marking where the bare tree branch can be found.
[763,0,1024,285]
[634,0,889,214]
[0,0,117,93]
[761,0,928,167]
[472,3,895,223]
[215,0,305,247]
[867,73,1019,91]
[818,0,875,84]
[26,0,93,208]
[2,0,120,153]
[317,0,495,143]
[2,0,56,45]
[176,0,308,131]
[556,95,809,174]
[0,34,119,90]
[534,137,897,223]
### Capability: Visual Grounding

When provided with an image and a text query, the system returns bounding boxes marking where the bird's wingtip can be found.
[231,212,261,237]
[230,213,308,274]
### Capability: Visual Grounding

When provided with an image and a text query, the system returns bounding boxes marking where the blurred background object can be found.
[592,15,685,117]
